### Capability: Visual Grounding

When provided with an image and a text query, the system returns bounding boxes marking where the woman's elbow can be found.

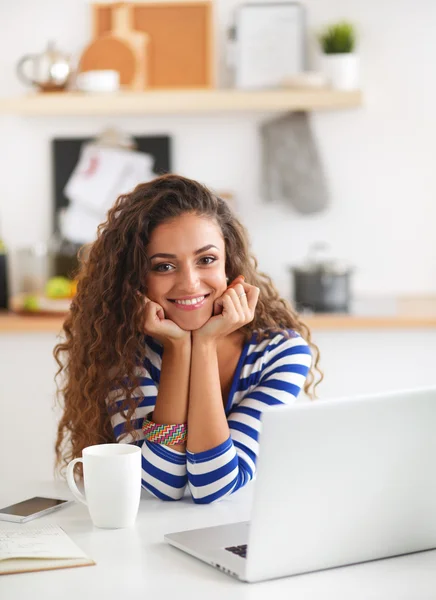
[191,493,223,505]
[189,480,241,504]
[142,479,187,501]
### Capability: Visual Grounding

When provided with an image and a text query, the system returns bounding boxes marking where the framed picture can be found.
[234,2,306,89]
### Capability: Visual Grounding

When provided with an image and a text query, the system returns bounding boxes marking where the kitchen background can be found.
[1,0,436,483]
[1,0,435,302]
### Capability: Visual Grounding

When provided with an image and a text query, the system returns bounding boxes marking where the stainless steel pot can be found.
[290,243,353,313]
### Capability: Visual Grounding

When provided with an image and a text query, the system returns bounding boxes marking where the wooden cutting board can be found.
[79,2,149,89]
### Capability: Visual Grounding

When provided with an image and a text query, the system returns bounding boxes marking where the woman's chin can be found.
[168,310,211,332]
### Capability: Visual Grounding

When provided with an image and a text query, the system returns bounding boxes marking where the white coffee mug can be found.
[66,443,141,529]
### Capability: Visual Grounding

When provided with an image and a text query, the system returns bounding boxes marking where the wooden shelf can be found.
[0,88,362,116]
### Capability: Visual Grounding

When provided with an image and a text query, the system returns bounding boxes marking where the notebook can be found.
[0,524,95,575]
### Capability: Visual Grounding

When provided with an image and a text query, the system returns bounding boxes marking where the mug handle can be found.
[66,458,87,505]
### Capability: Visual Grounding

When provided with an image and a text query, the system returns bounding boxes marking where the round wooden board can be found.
[79,36,137,85]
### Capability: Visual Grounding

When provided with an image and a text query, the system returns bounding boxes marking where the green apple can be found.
[23,294,40,312]
[45,276,72,299]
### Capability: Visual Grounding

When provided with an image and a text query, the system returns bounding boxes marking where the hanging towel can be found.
[260,111,329,214]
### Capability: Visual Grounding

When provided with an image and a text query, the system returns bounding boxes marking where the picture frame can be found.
[234,2,306,89]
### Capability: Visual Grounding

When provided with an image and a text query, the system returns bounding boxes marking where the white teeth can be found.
[174,295,205,306]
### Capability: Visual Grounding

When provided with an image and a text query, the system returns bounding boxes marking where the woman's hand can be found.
[193,276,259,343]
[142,297,190,347]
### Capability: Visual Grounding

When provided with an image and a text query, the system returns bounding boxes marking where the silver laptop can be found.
[165,387,436,583]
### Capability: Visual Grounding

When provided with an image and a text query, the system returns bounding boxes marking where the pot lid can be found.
[291,242,353,275]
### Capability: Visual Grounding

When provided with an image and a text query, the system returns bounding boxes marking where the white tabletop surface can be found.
[1,480,436,599]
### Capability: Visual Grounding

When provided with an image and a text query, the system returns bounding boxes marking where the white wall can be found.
[1,0,436,299]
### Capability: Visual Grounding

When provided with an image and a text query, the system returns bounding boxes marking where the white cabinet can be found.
[312,328,436,399]
[0,333,60,482]
[1,327,435,485]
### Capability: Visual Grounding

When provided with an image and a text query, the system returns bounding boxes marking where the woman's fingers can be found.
[213,276,243,315]
[144,295,164,320]
[144,297,156,316]
[246,284,260,314]
[213,275,259,323]
[232,283,248,302]
[213,296,224,316]
[221,293,239,320]
[227,286,246,320]
[227,275,245,288]
[144,297,165,327]
[232,281,259,316]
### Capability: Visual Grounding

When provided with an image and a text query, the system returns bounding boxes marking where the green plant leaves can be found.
[318,21,356,54]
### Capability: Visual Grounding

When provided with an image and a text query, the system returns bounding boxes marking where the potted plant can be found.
[318,21,359,90]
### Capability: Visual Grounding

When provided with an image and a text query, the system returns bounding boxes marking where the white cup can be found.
[66,443,141,529]
[76,70,120,93]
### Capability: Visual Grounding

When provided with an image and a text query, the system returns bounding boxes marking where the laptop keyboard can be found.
[225,544,248,559]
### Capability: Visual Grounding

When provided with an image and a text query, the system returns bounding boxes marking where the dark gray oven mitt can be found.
[260,111,330,214]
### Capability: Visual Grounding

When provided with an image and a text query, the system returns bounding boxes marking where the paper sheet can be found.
[64,144,156,216]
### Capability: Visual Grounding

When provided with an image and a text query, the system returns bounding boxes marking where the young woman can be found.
[55,174,321,504]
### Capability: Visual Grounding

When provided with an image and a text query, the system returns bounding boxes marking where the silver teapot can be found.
[16,42,72,92]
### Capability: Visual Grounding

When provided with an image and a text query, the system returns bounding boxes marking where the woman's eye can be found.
[154,263,174,272]
[199,256,217,265]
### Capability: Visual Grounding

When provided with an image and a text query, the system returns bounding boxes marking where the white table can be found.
[1,481,436,599]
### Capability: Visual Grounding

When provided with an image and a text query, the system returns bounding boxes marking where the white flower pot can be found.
[321,53,359,90]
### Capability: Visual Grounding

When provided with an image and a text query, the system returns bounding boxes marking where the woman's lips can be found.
[168,294,210,311]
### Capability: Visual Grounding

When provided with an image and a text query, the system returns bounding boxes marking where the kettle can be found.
[16,42,72,92]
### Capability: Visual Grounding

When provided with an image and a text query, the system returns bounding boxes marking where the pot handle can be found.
[16,55,38,87]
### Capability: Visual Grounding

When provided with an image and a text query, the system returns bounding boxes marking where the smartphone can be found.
[0,496,74,523]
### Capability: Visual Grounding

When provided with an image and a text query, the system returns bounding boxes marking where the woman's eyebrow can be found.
[149,244,219,260]
[194,244,219,255]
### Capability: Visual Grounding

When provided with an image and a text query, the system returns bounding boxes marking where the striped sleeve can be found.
[107,364,188,502]
[185,333,312,504]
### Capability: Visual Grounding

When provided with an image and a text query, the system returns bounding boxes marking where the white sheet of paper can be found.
[59,204,102,245]
[64,144,156,216]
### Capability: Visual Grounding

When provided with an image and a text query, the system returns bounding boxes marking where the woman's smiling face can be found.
[145,213,228,331]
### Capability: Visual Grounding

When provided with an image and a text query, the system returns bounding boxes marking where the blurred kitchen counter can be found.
[2,295,436,333]
[300,296,436,330]
[0,312,66,333]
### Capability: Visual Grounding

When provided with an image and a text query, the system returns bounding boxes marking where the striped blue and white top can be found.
[108,330,312,504]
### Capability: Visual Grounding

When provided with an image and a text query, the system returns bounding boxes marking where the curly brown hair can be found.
[54,174,322,476]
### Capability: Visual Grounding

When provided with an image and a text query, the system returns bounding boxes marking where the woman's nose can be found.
[179,264,200,291]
